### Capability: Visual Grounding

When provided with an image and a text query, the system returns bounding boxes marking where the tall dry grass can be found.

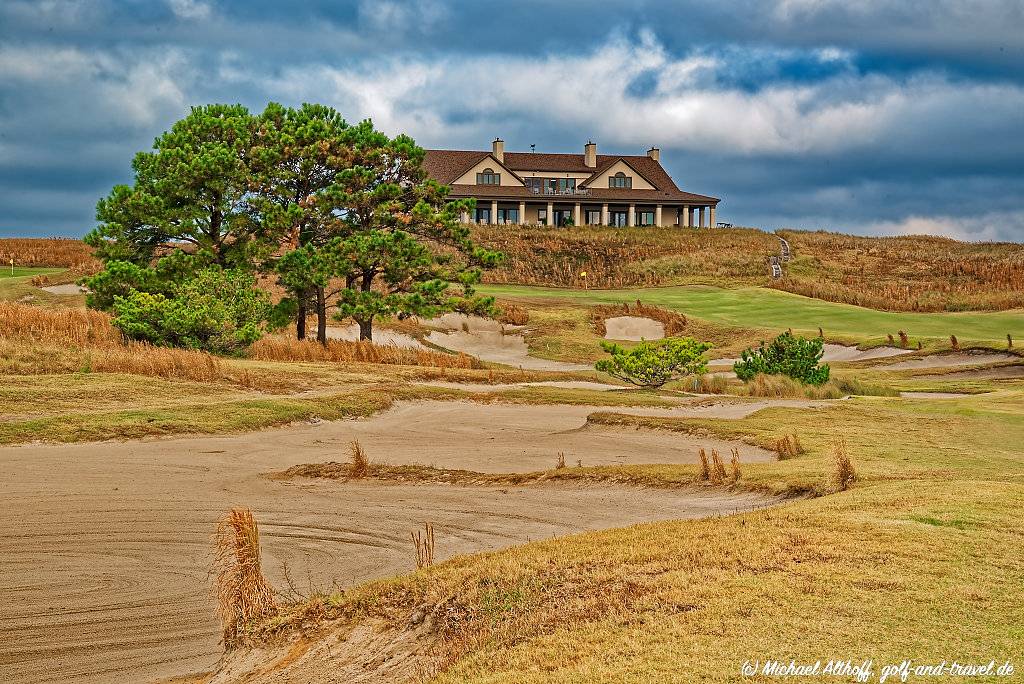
[774,230,1024,312]
[348,440,370,479]
[828,439,856,493]
[0,302,225,382]
[472,225,777,288]
[249,336,483,369]
[0,301,120,346]
[412,522,436,570]
[213,508,277,647]
[0,238,101,270]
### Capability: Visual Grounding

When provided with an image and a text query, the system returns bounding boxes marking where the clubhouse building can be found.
[423,139,720,228]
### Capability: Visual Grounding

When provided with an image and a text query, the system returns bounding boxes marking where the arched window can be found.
[609,171,632,189]
[477,167,500,185]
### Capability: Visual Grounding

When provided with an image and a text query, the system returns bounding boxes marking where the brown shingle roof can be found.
[422,148,718,203]
[444,185,719,204]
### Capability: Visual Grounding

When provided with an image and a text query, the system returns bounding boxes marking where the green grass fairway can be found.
[481,284,1024,344]
[0,267,61,279]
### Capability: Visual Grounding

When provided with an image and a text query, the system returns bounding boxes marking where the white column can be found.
[682,204,690,227]
[709,205,716,228]
[546,201,554,226]
[601,203,609,226]
[655,205,662,227]
[627,204,635,227]
[698,207,705,228]
[518,201,526,225]
[460,209,469,224]
[491,200,498,225]
[573,202,581,227]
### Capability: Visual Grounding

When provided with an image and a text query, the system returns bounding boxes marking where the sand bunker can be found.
[603,316,665,341]
[0,397,811,682]
[39,283,85,295]
[426,328,590,371]
[421,313,590,371]
[875,351,1018,371]
[915,365,1024,381]
[710,343,913,367]
[324,323,424,349]
[422,380,625,392]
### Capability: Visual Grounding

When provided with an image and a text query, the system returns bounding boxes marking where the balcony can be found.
[527,185,592,197]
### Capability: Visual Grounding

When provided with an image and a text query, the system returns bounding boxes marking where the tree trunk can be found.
[316,286,327,346]
[296,295,307,341]
[358,318,373,342]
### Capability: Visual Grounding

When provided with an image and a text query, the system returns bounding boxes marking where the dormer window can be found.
[609,171,632,189]
[477,168,500,185]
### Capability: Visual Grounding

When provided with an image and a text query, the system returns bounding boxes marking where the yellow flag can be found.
[580,271,587,277]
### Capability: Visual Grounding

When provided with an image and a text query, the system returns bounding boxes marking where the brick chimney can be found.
[492,138,504,163]
[647,146,660,162]
[584,140,597,168]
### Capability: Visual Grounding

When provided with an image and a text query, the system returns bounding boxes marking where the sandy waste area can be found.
[0,396,808,683]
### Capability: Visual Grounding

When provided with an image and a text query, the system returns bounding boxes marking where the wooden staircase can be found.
[769,256,783,278]
[778,235,791,262]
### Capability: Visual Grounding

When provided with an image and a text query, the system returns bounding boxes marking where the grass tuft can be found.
[348,440,370,479]
[828,438,856,492]
[213,508,277,648]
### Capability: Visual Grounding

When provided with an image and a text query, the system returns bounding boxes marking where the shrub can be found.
[111,268,272,354]
[734,332,830,386]
[595,337,711,388]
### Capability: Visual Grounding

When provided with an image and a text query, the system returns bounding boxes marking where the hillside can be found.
[471,225,1024,312]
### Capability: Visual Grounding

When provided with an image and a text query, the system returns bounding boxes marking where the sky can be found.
[1,0,1023,241]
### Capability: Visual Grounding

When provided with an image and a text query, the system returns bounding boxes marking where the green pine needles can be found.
[733,331,830,386]
[595,337,711,388]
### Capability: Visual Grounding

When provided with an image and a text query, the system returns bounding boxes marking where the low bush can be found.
[734,332,830,386]
[111,268,273,354]
[595,337,711,388]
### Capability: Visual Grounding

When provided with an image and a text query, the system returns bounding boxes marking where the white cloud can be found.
[859,210,1024,243]
[223,34,1024,159]
[168,0,212,21]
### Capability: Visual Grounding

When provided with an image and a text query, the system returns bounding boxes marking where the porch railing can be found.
[526,186,592,196]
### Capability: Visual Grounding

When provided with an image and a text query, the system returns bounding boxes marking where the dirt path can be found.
[0,399,796,684]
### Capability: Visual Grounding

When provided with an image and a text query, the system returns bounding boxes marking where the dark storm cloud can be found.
[0,0,1022,240]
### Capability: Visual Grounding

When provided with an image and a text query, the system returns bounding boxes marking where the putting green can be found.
[480,284,1024,343]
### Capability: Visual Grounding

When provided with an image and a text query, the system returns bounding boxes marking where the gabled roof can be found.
[422,148,718,203]
[420,150,525,185]
[579,156,658,189]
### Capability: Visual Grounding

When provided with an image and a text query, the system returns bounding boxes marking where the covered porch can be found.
[462,200,717,228]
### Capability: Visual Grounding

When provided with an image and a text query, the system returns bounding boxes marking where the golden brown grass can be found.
[348,440,370,479]
[729,447,741,482]
[774,229,1024,311]
[774,433,804,460]
[249,336,482,369]
[710,448,727,484]
[496,301,529,325]
[697,448,710,481]
[472,225,777,288]
[0,238,100,270]
[213,508,277,648]
[828,438,856,492]
[412,522,436,570]
[0,301,120,346]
